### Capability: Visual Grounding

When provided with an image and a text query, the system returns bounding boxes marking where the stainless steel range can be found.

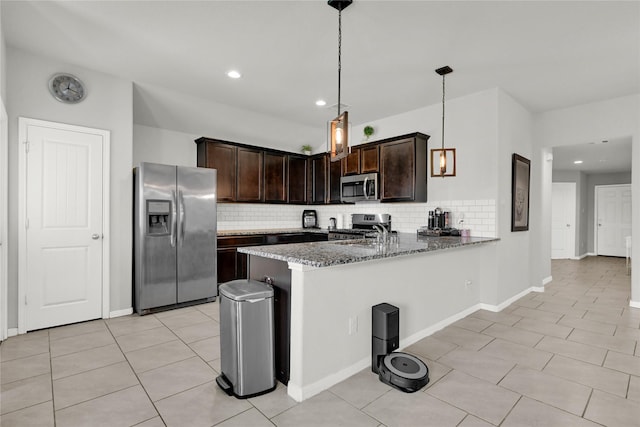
[328,214,391,240]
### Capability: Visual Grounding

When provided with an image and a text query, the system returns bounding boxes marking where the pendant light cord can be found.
[337,6,342,117]
[441,74,445,151]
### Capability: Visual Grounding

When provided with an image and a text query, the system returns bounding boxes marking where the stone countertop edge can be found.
[217,228,328,237]
[237,234,499,268]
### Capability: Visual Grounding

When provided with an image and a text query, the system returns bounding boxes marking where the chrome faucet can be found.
[372,224,388,244]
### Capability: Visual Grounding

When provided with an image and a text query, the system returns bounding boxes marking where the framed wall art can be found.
[511,153,530,232]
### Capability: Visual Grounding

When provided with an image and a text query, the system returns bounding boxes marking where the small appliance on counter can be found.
[422,207,459,236]
[328,217,337,230]
[372,303,429,393]
[302,210,318,229]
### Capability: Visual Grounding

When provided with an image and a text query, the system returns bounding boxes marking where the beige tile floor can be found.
[1,256,639,426]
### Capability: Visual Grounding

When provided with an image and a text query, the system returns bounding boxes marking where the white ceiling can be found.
[552,137,633,174]
[2,0,639,170]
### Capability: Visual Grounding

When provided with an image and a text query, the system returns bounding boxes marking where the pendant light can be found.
[328,0,352,162]
[433,65,456,177]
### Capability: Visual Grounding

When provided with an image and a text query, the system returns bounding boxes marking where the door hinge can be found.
[25,218,29,229]
[24,140,30,153]
[25,295,27,305]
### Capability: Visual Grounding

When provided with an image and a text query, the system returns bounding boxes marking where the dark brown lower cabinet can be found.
[217,235,265,284]
[248,255,291,385]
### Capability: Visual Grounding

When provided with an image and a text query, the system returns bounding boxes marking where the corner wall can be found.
[6,48,134,327]
[495,90,535,303]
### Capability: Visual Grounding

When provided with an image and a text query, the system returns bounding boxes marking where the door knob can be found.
[91,234,101,240]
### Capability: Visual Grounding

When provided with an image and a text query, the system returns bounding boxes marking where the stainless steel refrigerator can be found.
[134,162,217,314]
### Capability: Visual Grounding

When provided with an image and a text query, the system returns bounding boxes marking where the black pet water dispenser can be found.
[372,303,429,393]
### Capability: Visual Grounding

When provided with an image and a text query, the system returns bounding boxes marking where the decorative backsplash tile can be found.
[217,200,497,238]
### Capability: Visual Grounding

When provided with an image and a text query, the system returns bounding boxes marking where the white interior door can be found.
[551,182,576,259]
[0,103,7,340]
[20,119,106,331]
[596,184,632,257]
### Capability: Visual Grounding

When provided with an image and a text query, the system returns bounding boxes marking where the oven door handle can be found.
[363,177,370,200]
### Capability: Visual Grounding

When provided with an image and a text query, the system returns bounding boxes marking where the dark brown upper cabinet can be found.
[308,154,327,204]
[360,144,379,173]
[264,152,287,203]
[328,158,342,204]
[236,147,264,202]
[379,133,429,202]
[196,139,237,202]
[288,155,307,204]
[196,133,427,205]
[342,149,361,176]
[342,144,379,176]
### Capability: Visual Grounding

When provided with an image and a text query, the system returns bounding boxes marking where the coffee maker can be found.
[428,207,450,229]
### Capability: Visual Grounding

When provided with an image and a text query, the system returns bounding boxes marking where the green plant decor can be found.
[363,125,374,140]
[301,145,313,154]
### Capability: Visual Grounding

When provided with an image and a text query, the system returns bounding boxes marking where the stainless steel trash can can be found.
[216,279,276,398]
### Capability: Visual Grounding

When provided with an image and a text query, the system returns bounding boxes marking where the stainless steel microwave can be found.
[340,173,379,203]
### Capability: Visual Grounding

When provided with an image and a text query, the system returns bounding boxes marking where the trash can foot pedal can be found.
[216,374,233,396]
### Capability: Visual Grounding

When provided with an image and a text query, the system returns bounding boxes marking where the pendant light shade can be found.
[430,65,456,177]
[327,0,352,162]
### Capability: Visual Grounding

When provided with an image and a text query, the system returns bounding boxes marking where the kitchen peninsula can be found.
[240,233,499,402]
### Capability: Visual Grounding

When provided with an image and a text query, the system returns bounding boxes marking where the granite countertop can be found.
[218,228,328,237]
[238,233,499,268]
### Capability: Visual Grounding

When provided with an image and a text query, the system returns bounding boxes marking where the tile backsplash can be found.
[217,200,496,238]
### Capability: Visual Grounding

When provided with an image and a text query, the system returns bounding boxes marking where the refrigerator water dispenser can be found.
[147,200,171,235]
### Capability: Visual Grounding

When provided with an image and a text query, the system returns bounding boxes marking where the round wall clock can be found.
[48,73,86,103]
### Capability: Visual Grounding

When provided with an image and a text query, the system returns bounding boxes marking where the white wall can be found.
[534,93,640,304]
[351,89,499,202]
[6,48,134,327]
[133,83,323,154]
[495,90,535,302]
[0,4,6,101]
[133,124,198,168]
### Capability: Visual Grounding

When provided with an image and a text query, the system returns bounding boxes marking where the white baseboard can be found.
[479,287,539,313]
[287,357,371,402]
[542,276,552,286]
[630,300,640,309]
[109,308,133,318]
[288,287,540,402]
[7,328,18,337]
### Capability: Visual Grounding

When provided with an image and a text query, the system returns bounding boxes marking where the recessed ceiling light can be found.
[227,70,241,79]
[315,100,327,107]
[574,160,583,164]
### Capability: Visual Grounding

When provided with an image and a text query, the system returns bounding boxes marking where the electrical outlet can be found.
[348,316,359,335]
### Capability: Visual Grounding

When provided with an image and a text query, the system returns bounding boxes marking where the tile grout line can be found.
[104,316,167,425]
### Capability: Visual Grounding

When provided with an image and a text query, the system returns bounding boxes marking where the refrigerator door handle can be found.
[178,189,185,247]
[170,190,177,248]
